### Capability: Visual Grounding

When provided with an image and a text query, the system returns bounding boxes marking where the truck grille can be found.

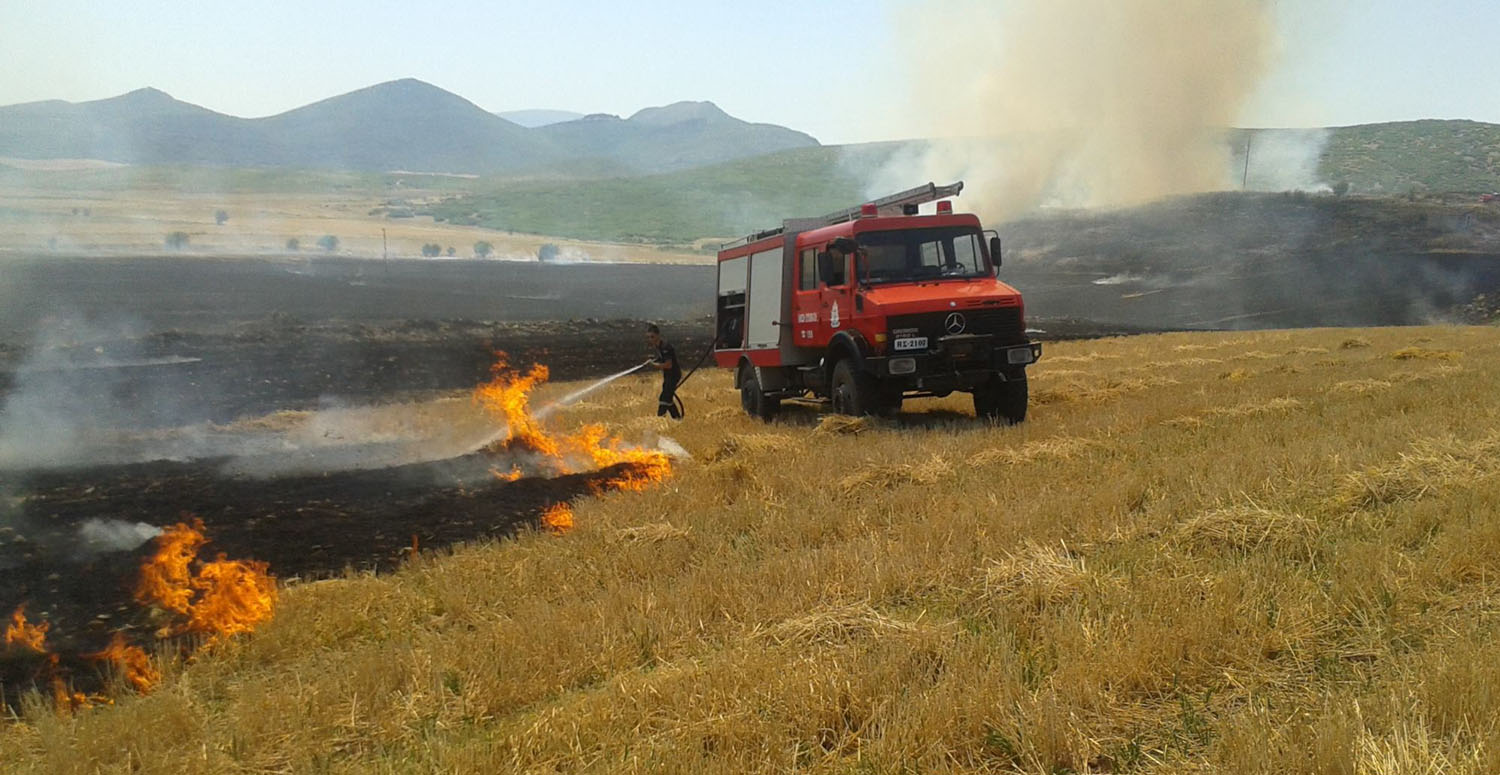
[887,307,1025,345]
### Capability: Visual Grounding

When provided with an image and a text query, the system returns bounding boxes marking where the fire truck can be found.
[713,182,1041,421]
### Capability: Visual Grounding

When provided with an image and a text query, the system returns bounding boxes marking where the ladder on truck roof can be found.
[820,181,964,224]
[719,181,965,251]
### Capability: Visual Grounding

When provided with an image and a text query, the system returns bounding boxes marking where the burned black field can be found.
[0,258,719,705]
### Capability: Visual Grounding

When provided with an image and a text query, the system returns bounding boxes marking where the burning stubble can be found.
[884,0,1282,219]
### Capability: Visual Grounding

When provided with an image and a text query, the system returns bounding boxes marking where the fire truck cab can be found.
[714,182,1041,421]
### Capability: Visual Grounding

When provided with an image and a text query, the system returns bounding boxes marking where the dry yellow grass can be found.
[5,324,1500,773]
[1390,347,1462,362]
[0,187,706,263]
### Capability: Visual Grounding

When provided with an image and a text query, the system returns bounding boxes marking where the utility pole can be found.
[382,228,388,260]
[1242,132,1253,190]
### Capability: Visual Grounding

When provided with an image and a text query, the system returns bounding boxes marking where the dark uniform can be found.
[654,340,682,419]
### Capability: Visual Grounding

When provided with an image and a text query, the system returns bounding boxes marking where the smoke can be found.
[1233,128,1332,192]
[76,518,161,555]
[879,0,1299,219]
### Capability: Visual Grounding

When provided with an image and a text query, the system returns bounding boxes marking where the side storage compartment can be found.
[716,255,748,349]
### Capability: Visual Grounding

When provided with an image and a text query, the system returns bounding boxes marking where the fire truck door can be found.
[818,251,854,342]
[792,248,820,346]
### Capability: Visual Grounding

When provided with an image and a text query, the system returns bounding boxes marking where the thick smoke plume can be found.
[883,0,1285,219]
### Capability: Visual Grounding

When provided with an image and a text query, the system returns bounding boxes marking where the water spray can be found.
[535,359,656,420]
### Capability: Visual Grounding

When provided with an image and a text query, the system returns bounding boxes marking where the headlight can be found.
[889,358,917,375]
[1007,348,1035,365]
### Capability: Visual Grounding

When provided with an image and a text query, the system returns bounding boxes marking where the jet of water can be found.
[535,359,656,420]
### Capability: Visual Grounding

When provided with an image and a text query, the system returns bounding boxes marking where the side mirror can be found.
[989,236,1003,269]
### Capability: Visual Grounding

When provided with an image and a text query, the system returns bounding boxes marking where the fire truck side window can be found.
[821,252,847,286]
[799,249,817,290]
[950,233,982,272]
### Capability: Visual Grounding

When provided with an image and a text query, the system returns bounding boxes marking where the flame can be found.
[476,355,562,459]
[4,605,49,652]
[134,520,207,615]
[136,519,278,643]
[541,503,575,534]
[88,633,159,693]
[474,353,672,493]
[51,667,93,713]
[4,521,268,709]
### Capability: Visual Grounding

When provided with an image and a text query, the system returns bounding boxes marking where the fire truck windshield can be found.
[855,227,990,285]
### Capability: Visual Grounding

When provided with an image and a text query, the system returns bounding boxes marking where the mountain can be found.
[496,109,585,128]
[0,82,819,175]
[249,79,562,173]
[537,101,819,173]
[0,88,272,166]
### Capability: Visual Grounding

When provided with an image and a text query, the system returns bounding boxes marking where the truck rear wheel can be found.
[831,359,878,416]
[974,377,1027,424]
[740,372,780,421]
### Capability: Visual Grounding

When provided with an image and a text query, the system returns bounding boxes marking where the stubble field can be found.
[4,324,1499,773]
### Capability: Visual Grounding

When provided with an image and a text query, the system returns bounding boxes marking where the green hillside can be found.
[1319,119,1500,194]
[428,121,1500,246]
[424,143,903,246]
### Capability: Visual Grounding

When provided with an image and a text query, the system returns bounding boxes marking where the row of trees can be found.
[166,233,515,259]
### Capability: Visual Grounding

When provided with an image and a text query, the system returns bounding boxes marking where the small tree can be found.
[285,237,300,251]
[215,209,229,225]
[1332,181,1350,198]
[165,231,190,250]
[473,241,493,258]
[445,246,455,257]
[537,243,560,263]
[317,235,339,253]
[421,243,442,257]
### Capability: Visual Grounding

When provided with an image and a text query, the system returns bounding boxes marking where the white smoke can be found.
[1233,128,1332,192]
[76,518,162,555]
[874,0,1331,220]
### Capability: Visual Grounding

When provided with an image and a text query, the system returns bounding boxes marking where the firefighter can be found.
[645,323,682,419]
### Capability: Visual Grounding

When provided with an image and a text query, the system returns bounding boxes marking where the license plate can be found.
[892,337,928,352]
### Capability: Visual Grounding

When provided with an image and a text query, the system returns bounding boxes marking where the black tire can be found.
[830,359,878,416]
[973,377,1028,424]
[740,372,780,421]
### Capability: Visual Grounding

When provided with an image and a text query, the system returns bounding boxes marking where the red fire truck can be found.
[713,182,1041,421]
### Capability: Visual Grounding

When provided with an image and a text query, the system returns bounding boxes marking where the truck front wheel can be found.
[974,378,1027,424]
[740,372,780,421]
[831,359,878,416]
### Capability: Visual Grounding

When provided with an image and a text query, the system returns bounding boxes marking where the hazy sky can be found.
[2,0,1497,145]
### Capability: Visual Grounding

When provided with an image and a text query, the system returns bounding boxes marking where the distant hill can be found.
[423,119,1500,245]
[250,80,562,174]
[424,143,902,245]
[1317,119,1500,194]
[537,101,819,173]
[496,109,585,128]
[0,80,819,175]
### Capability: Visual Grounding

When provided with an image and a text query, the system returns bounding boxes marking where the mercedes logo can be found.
[945,312,967,335]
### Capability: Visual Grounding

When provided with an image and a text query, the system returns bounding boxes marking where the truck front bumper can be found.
[867,340,1041,390]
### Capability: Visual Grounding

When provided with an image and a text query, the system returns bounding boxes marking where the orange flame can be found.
[541,503,575,534]
[4,605,49,652]
[475,355,562,459]
[136,519,278,643]
[88,634,160,693]
[474,353,672,492]
[134,520,207,615]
